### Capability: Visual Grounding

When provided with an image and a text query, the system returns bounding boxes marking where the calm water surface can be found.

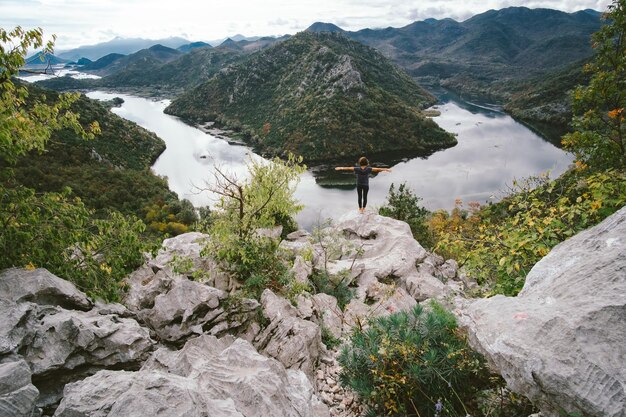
[86,91,573,230]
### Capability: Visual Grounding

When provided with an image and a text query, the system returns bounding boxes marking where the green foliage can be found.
[338,302,492,417]
[0,27,99,165]
[321,325,342,350]
[165,32,456,162]
[9,78,196,235]
[307,218,358,309]
[562,0,626,169]
[379,182,434,249]
[309,269,354,311]
[0,27,160,301]
[0,183,153,301]
[205,154,305,297]
[429,168,626,295]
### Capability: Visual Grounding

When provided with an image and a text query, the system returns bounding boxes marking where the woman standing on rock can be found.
[335,156,391,213]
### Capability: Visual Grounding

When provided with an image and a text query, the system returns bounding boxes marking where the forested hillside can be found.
[165,31,456,162]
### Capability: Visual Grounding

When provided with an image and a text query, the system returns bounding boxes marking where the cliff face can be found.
[165,32,456,162]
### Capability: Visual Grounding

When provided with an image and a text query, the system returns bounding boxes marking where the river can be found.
[83,91,572,229]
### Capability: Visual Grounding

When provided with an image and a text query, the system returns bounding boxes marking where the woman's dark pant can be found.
[357,185,369,208]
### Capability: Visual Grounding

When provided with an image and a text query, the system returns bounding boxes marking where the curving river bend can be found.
[85,91,573,230]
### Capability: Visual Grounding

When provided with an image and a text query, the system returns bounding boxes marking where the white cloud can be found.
[0,0,613,49]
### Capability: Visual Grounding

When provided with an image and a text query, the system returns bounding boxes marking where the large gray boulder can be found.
[132,274,259,345]
[54,370,242,417]
[0,357,39,417]
[457,207,626,417]
[0,268,92,311]
[56,335,328,417]
[254,290,323,379]
[21,304,155,410]
[334,212,428,292]
[0,299,35,356]
[22,307,154,378]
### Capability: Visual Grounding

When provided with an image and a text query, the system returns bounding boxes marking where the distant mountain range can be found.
[55,36,190,61]
[34,6,603,137]
[165,31,457,162]
[25,51,68,66]
[308,7,601,92]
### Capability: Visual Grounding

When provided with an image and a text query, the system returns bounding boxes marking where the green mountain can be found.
[165,31,456,162]
[97,46,244,92]
[343,7,601,96]
[306,22,345,33]
[502,59,592,141]
[81,45,182,76]
[177,41,211,52]
[76,57,93,65]
[82,53,125,71]
[37,42,267,96]
[25,52,68,66]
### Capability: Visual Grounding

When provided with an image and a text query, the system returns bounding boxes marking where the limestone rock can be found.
[292,255,313,283]
[0,299,35,355]
[403,272,448,302]
[286,230,311,241]
[148,232,210,271]
[311,294,343,340]
[332,212,427,299]
[137,278,259,344]
[0,357,39,417]
[0,268,91,311]
[457,207,626,417]
[54,369,242,417]
[57,335,328,417]
[123,266,183,311]
[255,290,322,379]
[146,232,233,291]
[22,307,154,378]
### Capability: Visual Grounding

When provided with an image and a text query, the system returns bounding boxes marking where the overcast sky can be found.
[0,0,613,50]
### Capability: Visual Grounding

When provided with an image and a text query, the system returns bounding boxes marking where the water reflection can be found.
[85,91,573,230]
[299,97,573,228]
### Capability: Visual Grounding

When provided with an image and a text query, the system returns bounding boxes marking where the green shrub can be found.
[338,302,492,417]
[0,184,154,301]
[309,269,354,310]
[430,168,626,295]
[321,325,342,350]
[379,182,434,249]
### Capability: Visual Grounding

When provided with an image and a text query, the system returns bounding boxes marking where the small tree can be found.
[562,0,626,169]
[379,182,433,248]
[204,153,306,295]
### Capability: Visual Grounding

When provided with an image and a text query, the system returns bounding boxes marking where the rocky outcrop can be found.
[137,277,258,344]
[0,357,39,417]
[254,290,323,379]
[0,269,156,415]
[56,335,328,417]
[125,240,259,345]
[0,268,92,311]
[457,206,626,417]
[146,232,234,291]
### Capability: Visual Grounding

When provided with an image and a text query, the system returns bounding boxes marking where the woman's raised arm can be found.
[371,167,392,173]
[335,167,355,171]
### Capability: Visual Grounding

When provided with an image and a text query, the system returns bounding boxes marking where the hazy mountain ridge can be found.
[165,31,456,162]
[56,36,190,61]
[337,7,600,83]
